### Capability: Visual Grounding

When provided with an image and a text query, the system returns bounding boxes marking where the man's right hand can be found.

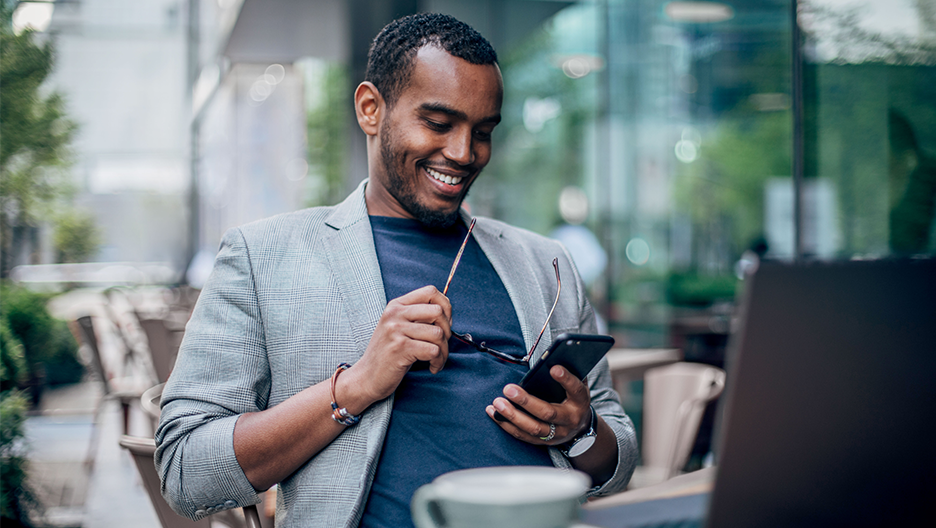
[344,285,452,406]
[233,285,451,490]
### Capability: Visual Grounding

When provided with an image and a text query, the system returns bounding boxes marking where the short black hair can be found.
[365,13,498,106]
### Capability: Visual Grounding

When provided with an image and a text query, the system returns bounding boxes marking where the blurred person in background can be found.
[156,13,636,528]
[888,109,936,255]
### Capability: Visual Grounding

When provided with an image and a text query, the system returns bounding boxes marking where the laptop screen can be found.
[707,258,936,527]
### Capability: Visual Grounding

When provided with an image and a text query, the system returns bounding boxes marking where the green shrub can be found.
[665,272,739,307]
[0,322,27,393]
[0,390,39,527]
[43,320,84,386]
[53,208,101,264]
[0,283,84,390]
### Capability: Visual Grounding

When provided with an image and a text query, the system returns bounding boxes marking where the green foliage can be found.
[0,322,28,392]
[665,272,739,308]
[53,208,101,263]
[0,391,27,461]
[42,319,84,386]
[305,62,350,207]
[0,4,77,277]
[0,391,38,527]
[807,63,936,256]
[673,111,792,263]
[0,283,83,388]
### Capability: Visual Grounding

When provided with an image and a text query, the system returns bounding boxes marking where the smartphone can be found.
[494,333,615,420]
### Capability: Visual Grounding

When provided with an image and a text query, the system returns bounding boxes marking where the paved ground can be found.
[25,380,161,528]
[24,286,166,528]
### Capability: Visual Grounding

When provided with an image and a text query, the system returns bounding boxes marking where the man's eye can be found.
[425,119,450,131]
[473,130,492,141]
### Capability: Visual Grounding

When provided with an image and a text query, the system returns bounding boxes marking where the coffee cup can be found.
[411,466,590,528]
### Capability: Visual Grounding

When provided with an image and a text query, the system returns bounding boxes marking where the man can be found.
[156,13,637,528]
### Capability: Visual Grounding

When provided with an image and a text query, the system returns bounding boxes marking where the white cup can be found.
[411,466,591,528]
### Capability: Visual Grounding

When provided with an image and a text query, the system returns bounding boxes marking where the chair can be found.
[141,383,165,436]
[138,317,182,384]
[73,315,151,467]
[134,385,268,528]
[629,361,725,489]
[119,435,264,528]
[101,287,158,381]
[104,286,187,385]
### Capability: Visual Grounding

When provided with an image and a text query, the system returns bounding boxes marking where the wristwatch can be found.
[560,405,597,458]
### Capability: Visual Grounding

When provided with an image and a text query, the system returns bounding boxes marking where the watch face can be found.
[568,434,596,457]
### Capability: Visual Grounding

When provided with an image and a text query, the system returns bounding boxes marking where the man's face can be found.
[370,46,503,228]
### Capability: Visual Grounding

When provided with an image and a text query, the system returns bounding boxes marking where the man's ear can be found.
[354,82,382,136]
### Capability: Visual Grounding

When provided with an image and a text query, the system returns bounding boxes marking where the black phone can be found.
[494,333,615,420]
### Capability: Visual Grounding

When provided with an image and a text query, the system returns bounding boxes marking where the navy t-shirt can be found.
[359,216,552,528]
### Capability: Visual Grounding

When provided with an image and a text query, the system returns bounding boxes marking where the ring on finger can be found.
[539,422,556,442]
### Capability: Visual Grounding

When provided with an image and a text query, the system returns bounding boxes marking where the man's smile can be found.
[425,165,464,186]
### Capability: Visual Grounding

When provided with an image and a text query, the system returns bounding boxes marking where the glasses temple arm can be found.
[524,257,561,363]
[442,218,477,296]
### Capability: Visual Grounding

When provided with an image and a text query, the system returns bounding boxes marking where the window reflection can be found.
[801,0,936,257]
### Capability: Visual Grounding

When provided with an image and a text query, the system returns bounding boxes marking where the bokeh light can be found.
[625,238,651,265]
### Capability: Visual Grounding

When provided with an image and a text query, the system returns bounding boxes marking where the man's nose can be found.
[443,127,475,166]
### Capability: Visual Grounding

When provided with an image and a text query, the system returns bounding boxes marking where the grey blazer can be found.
[156,181,637,527]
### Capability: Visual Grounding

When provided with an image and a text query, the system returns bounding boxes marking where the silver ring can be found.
[539,422,556,442]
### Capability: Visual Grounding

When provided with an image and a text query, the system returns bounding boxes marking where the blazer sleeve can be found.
[548,244,639,497]
[155,227,269,520]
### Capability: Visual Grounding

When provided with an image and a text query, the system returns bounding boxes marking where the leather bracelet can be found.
[330,363,361,426]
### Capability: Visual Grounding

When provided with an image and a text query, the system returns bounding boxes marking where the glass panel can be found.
[800,0,936,257]
[476,0,793,355]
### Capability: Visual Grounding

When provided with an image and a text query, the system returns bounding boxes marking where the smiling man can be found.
[156,13,637,528]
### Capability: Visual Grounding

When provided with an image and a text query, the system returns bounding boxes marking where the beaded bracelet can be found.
[330,363,361,426]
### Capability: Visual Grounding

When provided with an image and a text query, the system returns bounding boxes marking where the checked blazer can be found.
[155,180,638,527]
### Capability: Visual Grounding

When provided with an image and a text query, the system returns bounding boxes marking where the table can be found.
[605,348,682,399]
[605,348,682,379]
[586,467,715,509]
[580,468,716,528]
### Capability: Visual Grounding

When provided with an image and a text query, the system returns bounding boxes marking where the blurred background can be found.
[1,0,934,526]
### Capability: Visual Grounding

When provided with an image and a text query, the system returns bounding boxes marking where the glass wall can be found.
[801,0,936,257]
[471,0,795,354]
[468,0,934,355]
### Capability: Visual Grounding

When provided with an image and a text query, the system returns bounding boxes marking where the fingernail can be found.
[505,385,519,398]
[553,366,565,378]
[494,399,507,412]
[485,406,495,417]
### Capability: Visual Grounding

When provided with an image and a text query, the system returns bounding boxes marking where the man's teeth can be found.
[426,167,462,186]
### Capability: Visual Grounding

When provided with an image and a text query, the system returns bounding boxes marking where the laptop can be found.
[582,258,936,528]
[706,257,936,527]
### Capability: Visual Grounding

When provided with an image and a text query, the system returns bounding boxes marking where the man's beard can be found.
[379,121,465,229]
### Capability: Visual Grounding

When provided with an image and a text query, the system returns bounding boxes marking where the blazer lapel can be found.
[470,214,554,366]
[322,181,387,359]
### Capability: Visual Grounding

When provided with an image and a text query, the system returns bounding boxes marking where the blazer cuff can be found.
[166,415,261,520]
[547,413,637,499]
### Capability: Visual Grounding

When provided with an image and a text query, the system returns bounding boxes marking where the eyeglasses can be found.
[443,218,561,366]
